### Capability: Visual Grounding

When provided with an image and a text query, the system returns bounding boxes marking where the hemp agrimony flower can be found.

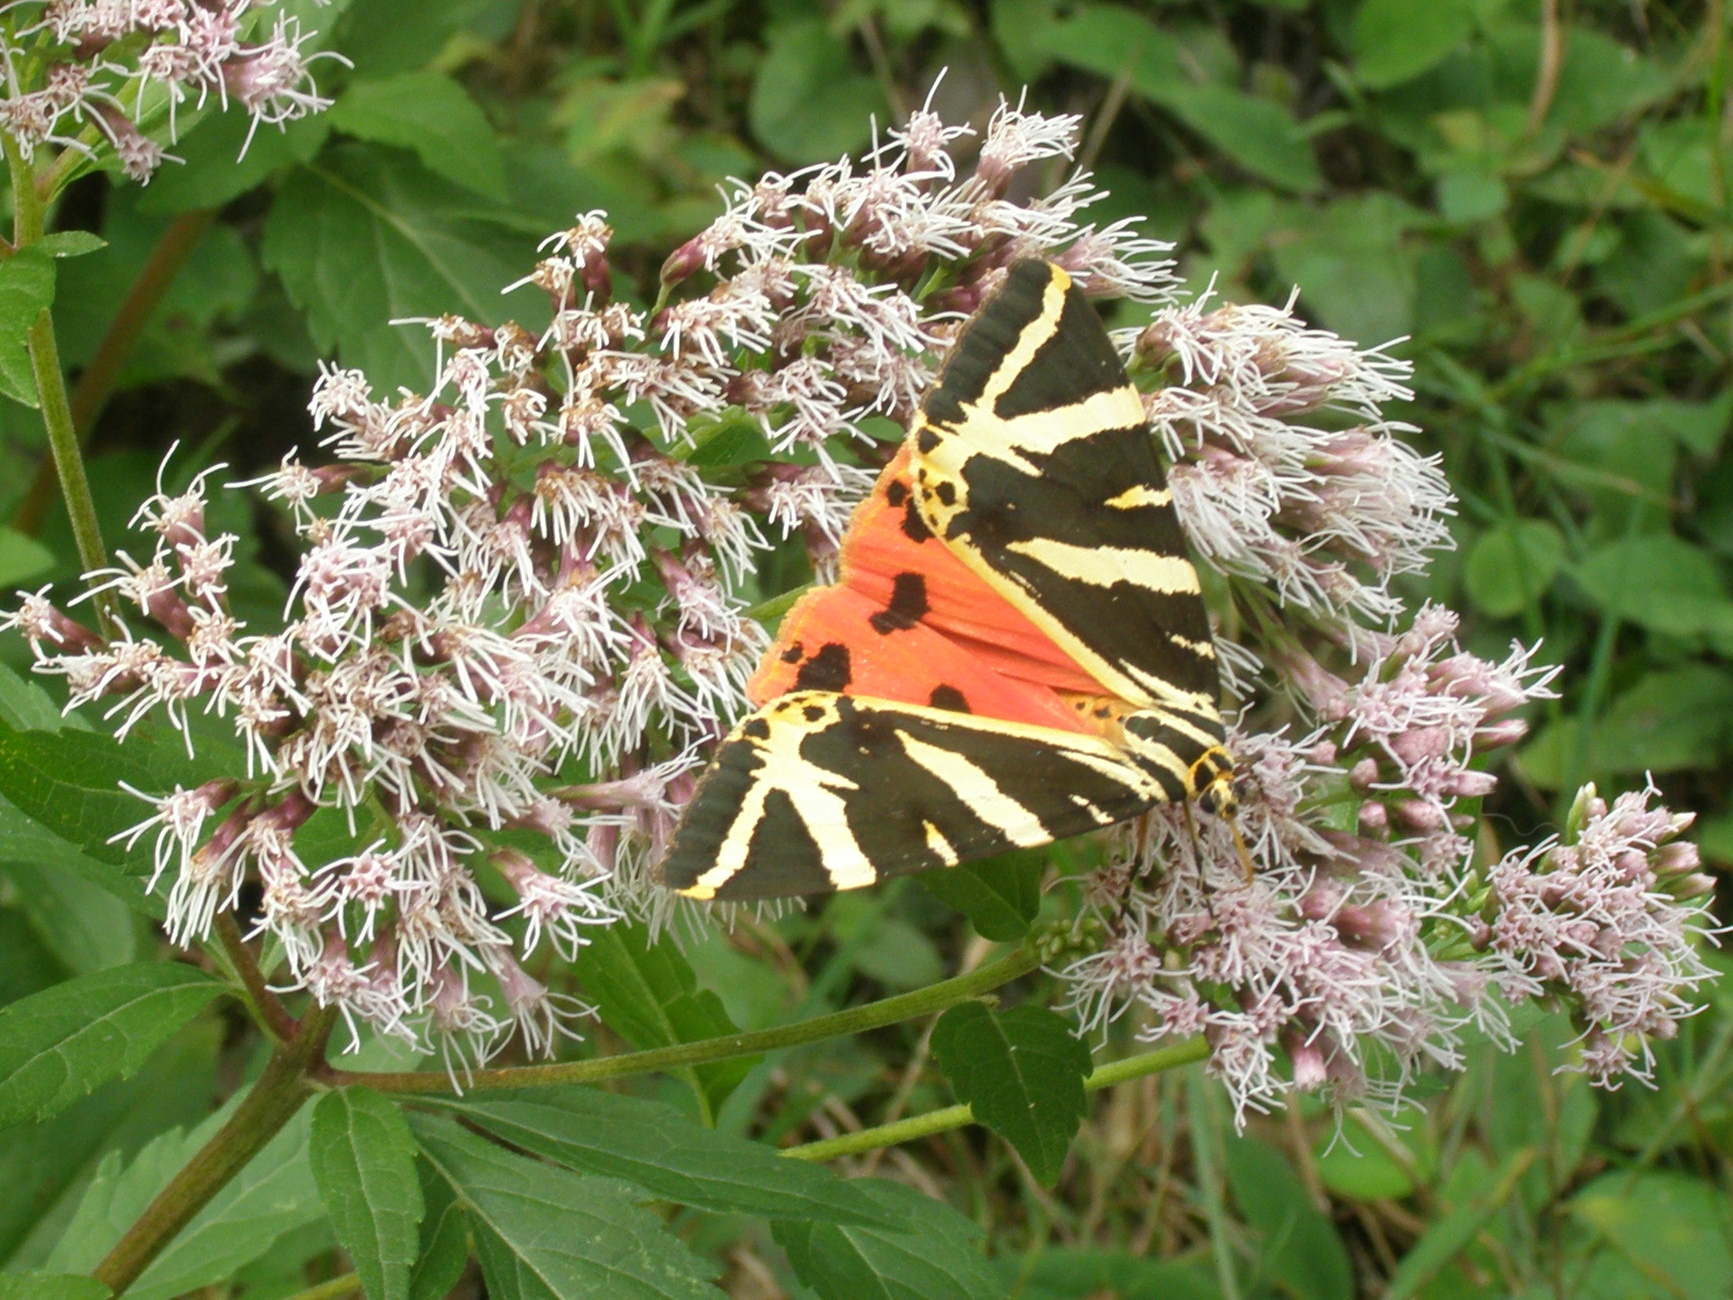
[3,86,1714,1103]
[0,0,344,181]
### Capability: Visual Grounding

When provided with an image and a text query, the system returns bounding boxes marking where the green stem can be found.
[213,913,297,1043]
[779,1037,1211,1162]
[321,943,1044,1095]
[13,208,217,536]
[93,1005,337,1296]
[4,133,112,626]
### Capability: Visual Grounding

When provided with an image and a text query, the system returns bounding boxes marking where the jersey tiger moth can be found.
[656,259,1236,900]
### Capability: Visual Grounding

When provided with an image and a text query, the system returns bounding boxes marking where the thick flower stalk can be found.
[3,89,1714,1103]
[0,0,341,181]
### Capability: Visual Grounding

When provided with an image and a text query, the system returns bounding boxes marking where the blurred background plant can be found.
[0,2,1727,1298]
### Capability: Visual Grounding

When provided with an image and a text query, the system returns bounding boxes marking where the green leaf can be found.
[0,1274,108,1300]
[330,72,507,199]
[1463,519,1566,616]
[1224,1138,1352,1300]
[0,716,206,874]
[1522,665,1733,786]
[411,1113,718,1299]
[408,1163,473,1300]
[330,0,493,77]
[136,112,332,216]
[0,247,55,408]
[1574,534,1733,638]
[0,794,154,919]
[1569,1171,1733,1298]
[930,1003,1091,1184]
[1648,391,1733,457]
[1383,1153,1529,1298]
[918,848,1045,941]
[136,113,330,215]
[47,1104,321,1300]
[0,661,74,733]
[1549,398,1680,534]
[50,191,256,390]
[1042,5,1320,192]
[2,860,139,974]
[1268,193,1424,341]
[683,413,773,468]
[1159,83,1324,194]
[774,1178,998,1300]
[571,921,754,1119]
[434,1087,902,1227]
[1597,667,1733,770]
[0,528,54,587]
[1316,1114,1437,1201]
[825,898,944,991]
[0,963,225,1128]
[0,908,61,1006]
[749,21,885,161]
[1039,5,1184,99]
[261,144,547,394]
[34,232,106,259]
[1639,116,1723,216]
[0,1019,218,1265]
[1435,167,1507,222]
[1542,25,1671,136]
[1351,0,1481,89]
[311,1088,424,1300]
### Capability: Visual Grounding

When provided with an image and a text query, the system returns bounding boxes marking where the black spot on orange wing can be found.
[899,496,931,541]
[794,643,852,691]
[780,643,803,664]
[868,572,929,634]
[929,684,969,711]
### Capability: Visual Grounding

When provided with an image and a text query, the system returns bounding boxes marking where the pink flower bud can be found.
[1283,1032,1330,1090]
[1392,798,1447,831]
[1653,841,1701,876]
[1475,718,1529,749]
[1446,769,1498,798]
[659,237,706,287]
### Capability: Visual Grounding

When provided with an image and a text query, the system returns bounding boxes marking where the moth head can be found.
[1189,745,1238,819]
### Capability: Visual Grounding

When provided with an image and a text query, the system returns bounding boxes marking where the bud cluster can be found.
[0,0,342,181]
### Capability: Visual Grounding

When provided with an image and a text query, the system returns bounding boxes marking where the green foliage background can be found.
[1,1,1729,1296]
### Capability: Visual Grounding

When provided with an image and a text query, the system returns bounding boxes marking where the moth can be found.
[657,259,1234,901]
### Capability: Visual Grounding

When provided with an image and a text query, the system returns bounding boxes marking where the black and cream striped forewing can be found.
[657,691,1161,900]
[911,260,1222,728]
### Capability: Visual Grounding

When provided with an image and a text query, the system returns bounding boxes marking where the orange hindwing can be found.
[749,444,1104,728]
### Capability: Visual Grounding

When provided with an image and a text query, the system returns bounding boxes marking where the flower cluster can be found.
[1485,782,1715,1087]
[1062,609,1566,1119]
[1136,295,1449,645]
[3,94,1194,1062]
[0,0,341,182]
[3,86,1713,1098]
